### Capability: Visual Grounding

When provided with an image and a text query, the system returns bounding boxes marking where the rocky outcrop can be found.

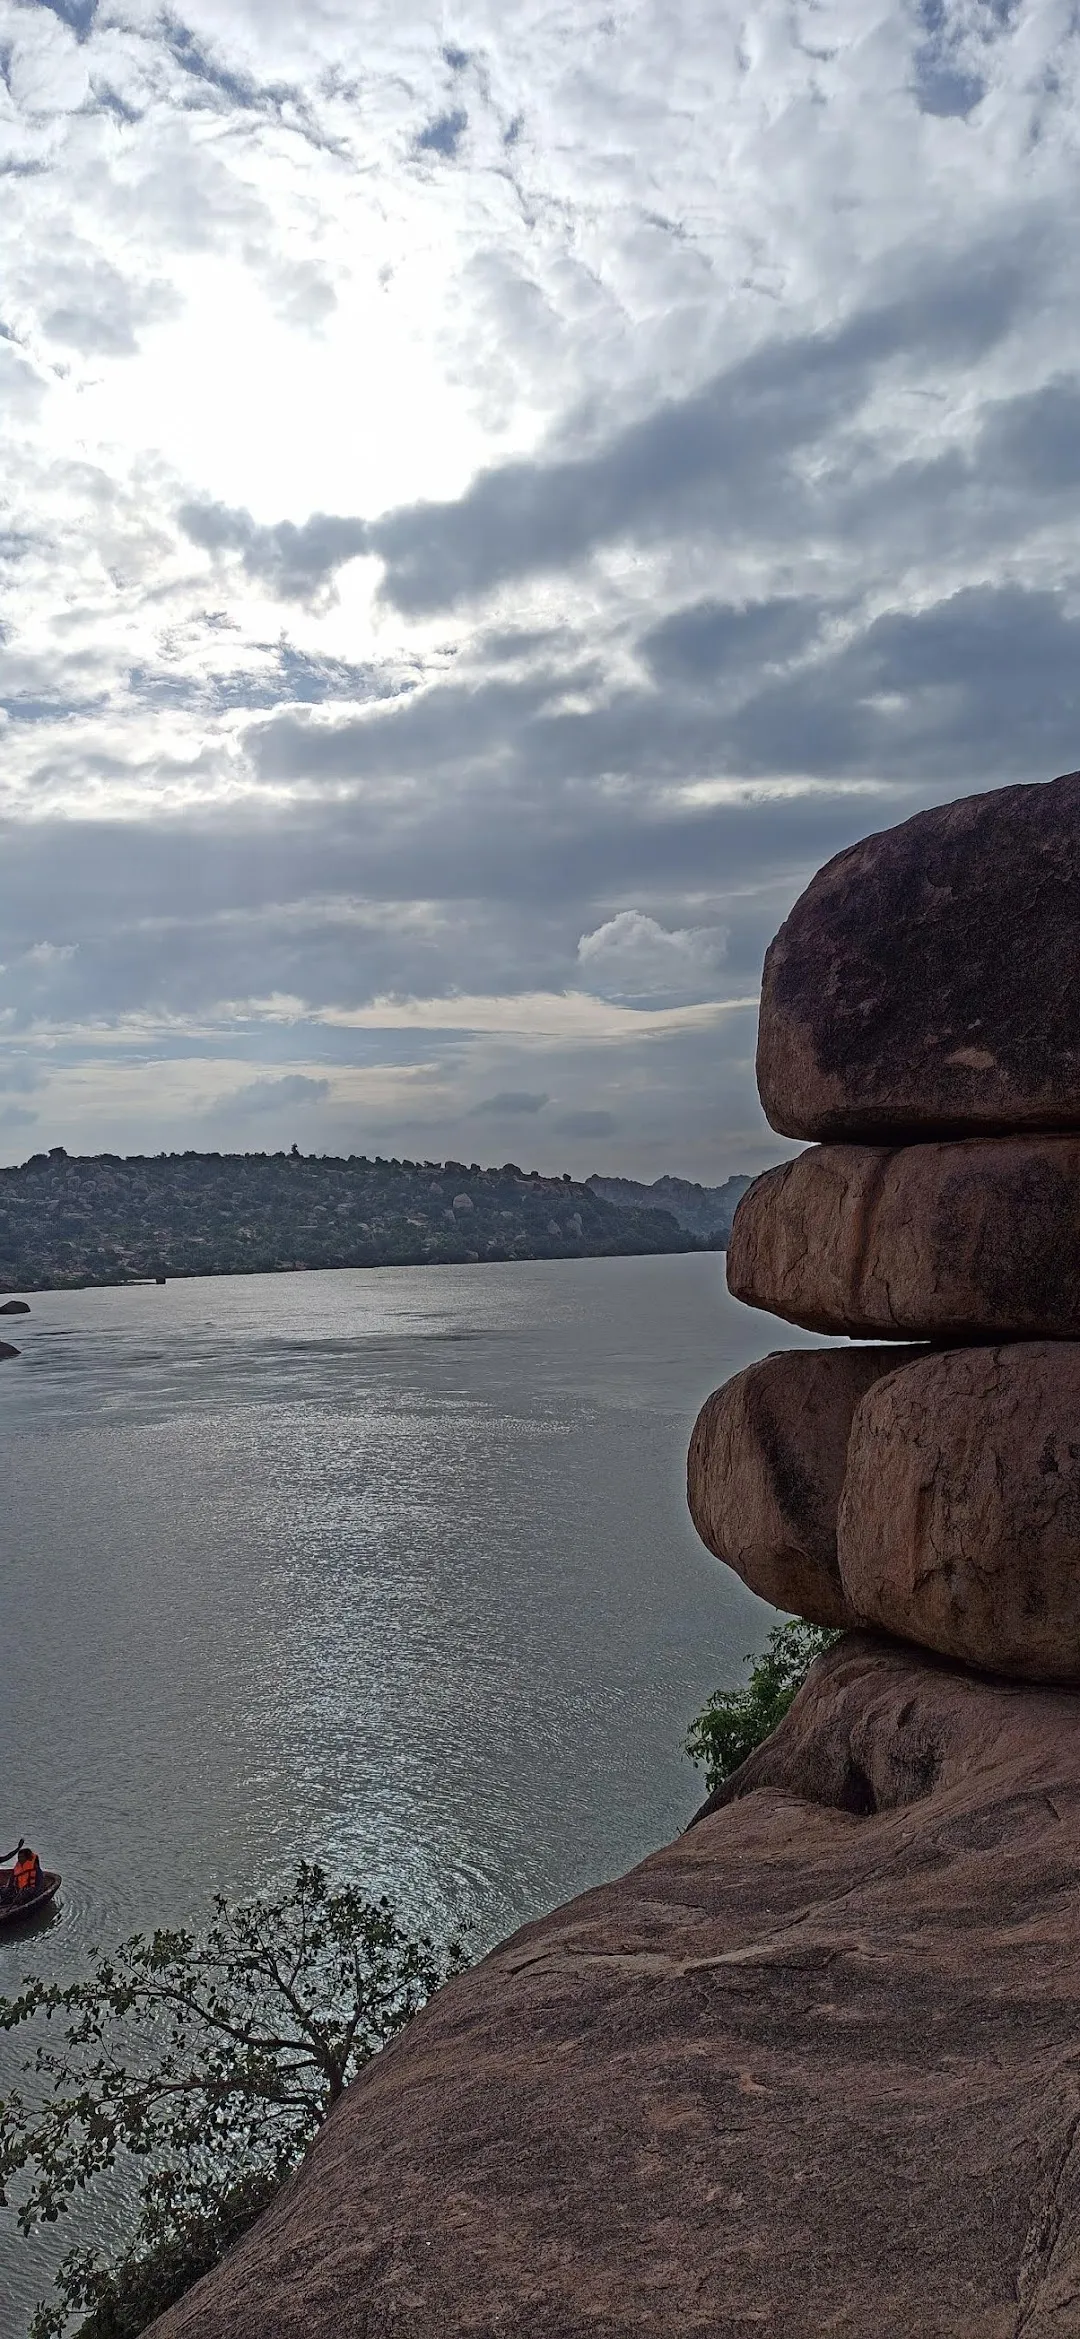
[0,1339,18,1361]
[687,1347,920,1627]
[727,1134,1080,1339]
[150,1637,1080,2339]
[0,1299,29,1315]
[756,769,1080,1141]
[709,770,1080,1689]
[838,1344,1080,1681]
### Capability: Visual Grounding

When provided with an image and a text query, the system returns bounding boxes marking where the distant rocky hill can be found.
[586,1171,755,1244]
[0,1148,703,1292]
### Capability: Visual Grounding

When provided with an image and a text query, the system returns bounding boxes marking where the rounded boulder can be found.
[688,1346,921,1629]
[757,769,1080,1141]
[727,1135,1080,1340]
[838,1343,1080,1681]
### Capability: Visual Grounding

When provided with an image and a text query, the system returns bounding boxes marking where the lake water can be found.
[0,1252,812,2331]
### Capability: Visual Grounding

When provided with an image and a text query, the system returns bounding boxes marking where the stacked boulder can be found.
[689,768,1080,1682]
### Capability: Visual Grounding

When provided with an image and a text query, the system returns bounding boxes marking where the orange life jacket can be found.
[14,1852,37,1893]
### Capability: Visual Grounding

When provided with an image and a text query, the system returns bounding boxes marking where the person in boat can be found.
[14,1845,41,1896]
[1,1842,41,1901]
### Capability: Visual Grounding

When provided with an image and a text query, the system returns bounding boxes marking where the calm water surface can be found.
[0,1253,812,2329]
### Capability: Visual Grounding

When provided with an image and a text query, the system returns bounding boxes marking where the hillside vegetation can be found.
[0,1147,702,1292]
[586,1172,753,1243]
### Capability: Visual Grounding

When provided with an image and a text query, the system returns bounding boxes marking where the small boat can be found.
[0,1868,61,1927]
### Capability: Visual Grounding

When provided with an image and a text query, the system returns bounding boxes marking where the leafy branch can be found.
[685,1619,840,1794]
[0,1862,466,2336]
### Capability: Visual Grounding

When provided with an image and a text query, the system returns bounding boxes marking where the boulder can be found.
[0,1340,18,1361]
[687,1346,921,1627]
[838,1343,1080,1680]
[728,1135,1080,1339]
[150,1635,1080,2339]
[0,1298,29,1314]
[757,768,1080,1140]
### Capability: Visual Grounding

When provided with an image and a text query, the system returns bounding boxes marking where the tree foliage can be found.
[685,1619,841,1794]
[0,1148,698,1291]
[0,1863,465,2336]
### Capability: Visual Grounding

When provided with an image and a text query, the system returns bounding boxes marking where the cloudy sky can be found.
[1,0,1077,1177]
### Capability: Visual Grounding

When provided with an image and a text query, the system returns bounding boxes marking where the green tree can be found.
[685,1619,841,1795]
[0,1863,466,2337]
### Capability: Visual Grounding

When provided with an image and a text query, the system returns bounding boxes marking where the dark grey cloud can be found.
[179,501,370,601]
[797,376,1080,589]
[416,108,468,159]
[979,377,1080,492]
[479,626,571,663]
[211,572,1080,944]
[554,1109,616,1138]
[727,583,1080,782]
[0,776,897,1039]
[225,1073,331,1114]
[238,623,837,805]
[641,597,823,689]
[361,240,1034,613]
[470,1091,549,1116]
[249,665,592,783]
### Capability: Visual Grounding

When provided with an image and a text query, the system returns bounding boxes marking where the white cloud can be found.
[317,990,746,1038]
[577,912,728,1001]
[22,940,78,967]
[2,0,1080,1168]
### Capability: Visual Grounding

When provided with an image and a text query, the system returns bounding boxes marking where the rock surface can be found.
[687,1346,921,1626]
[0,1298,29,1314]
[756,769,1080,1140]
[728,1134,1080,1339]
[839,1343,1080,1680]
[0,1340,18,1361]
[151,1636,1080,2339]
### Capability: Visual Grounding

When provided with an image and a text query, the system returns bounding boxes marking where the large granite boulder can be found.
[0,1298,29,1314]
[839,1343,1080,1680]
[757,770,1080,1140]
[0,1340,18,1362]
[150,1636,1080,2339]
[687,1346,920,1626]
[728,1135,1080,1339]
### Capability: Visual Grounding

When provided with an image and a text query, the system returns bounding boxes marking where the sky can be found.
[1,0,1078,1179]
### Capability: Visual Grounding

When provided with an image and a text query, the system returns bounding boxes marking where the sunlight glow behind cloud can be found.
[2,0,1079,1171]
